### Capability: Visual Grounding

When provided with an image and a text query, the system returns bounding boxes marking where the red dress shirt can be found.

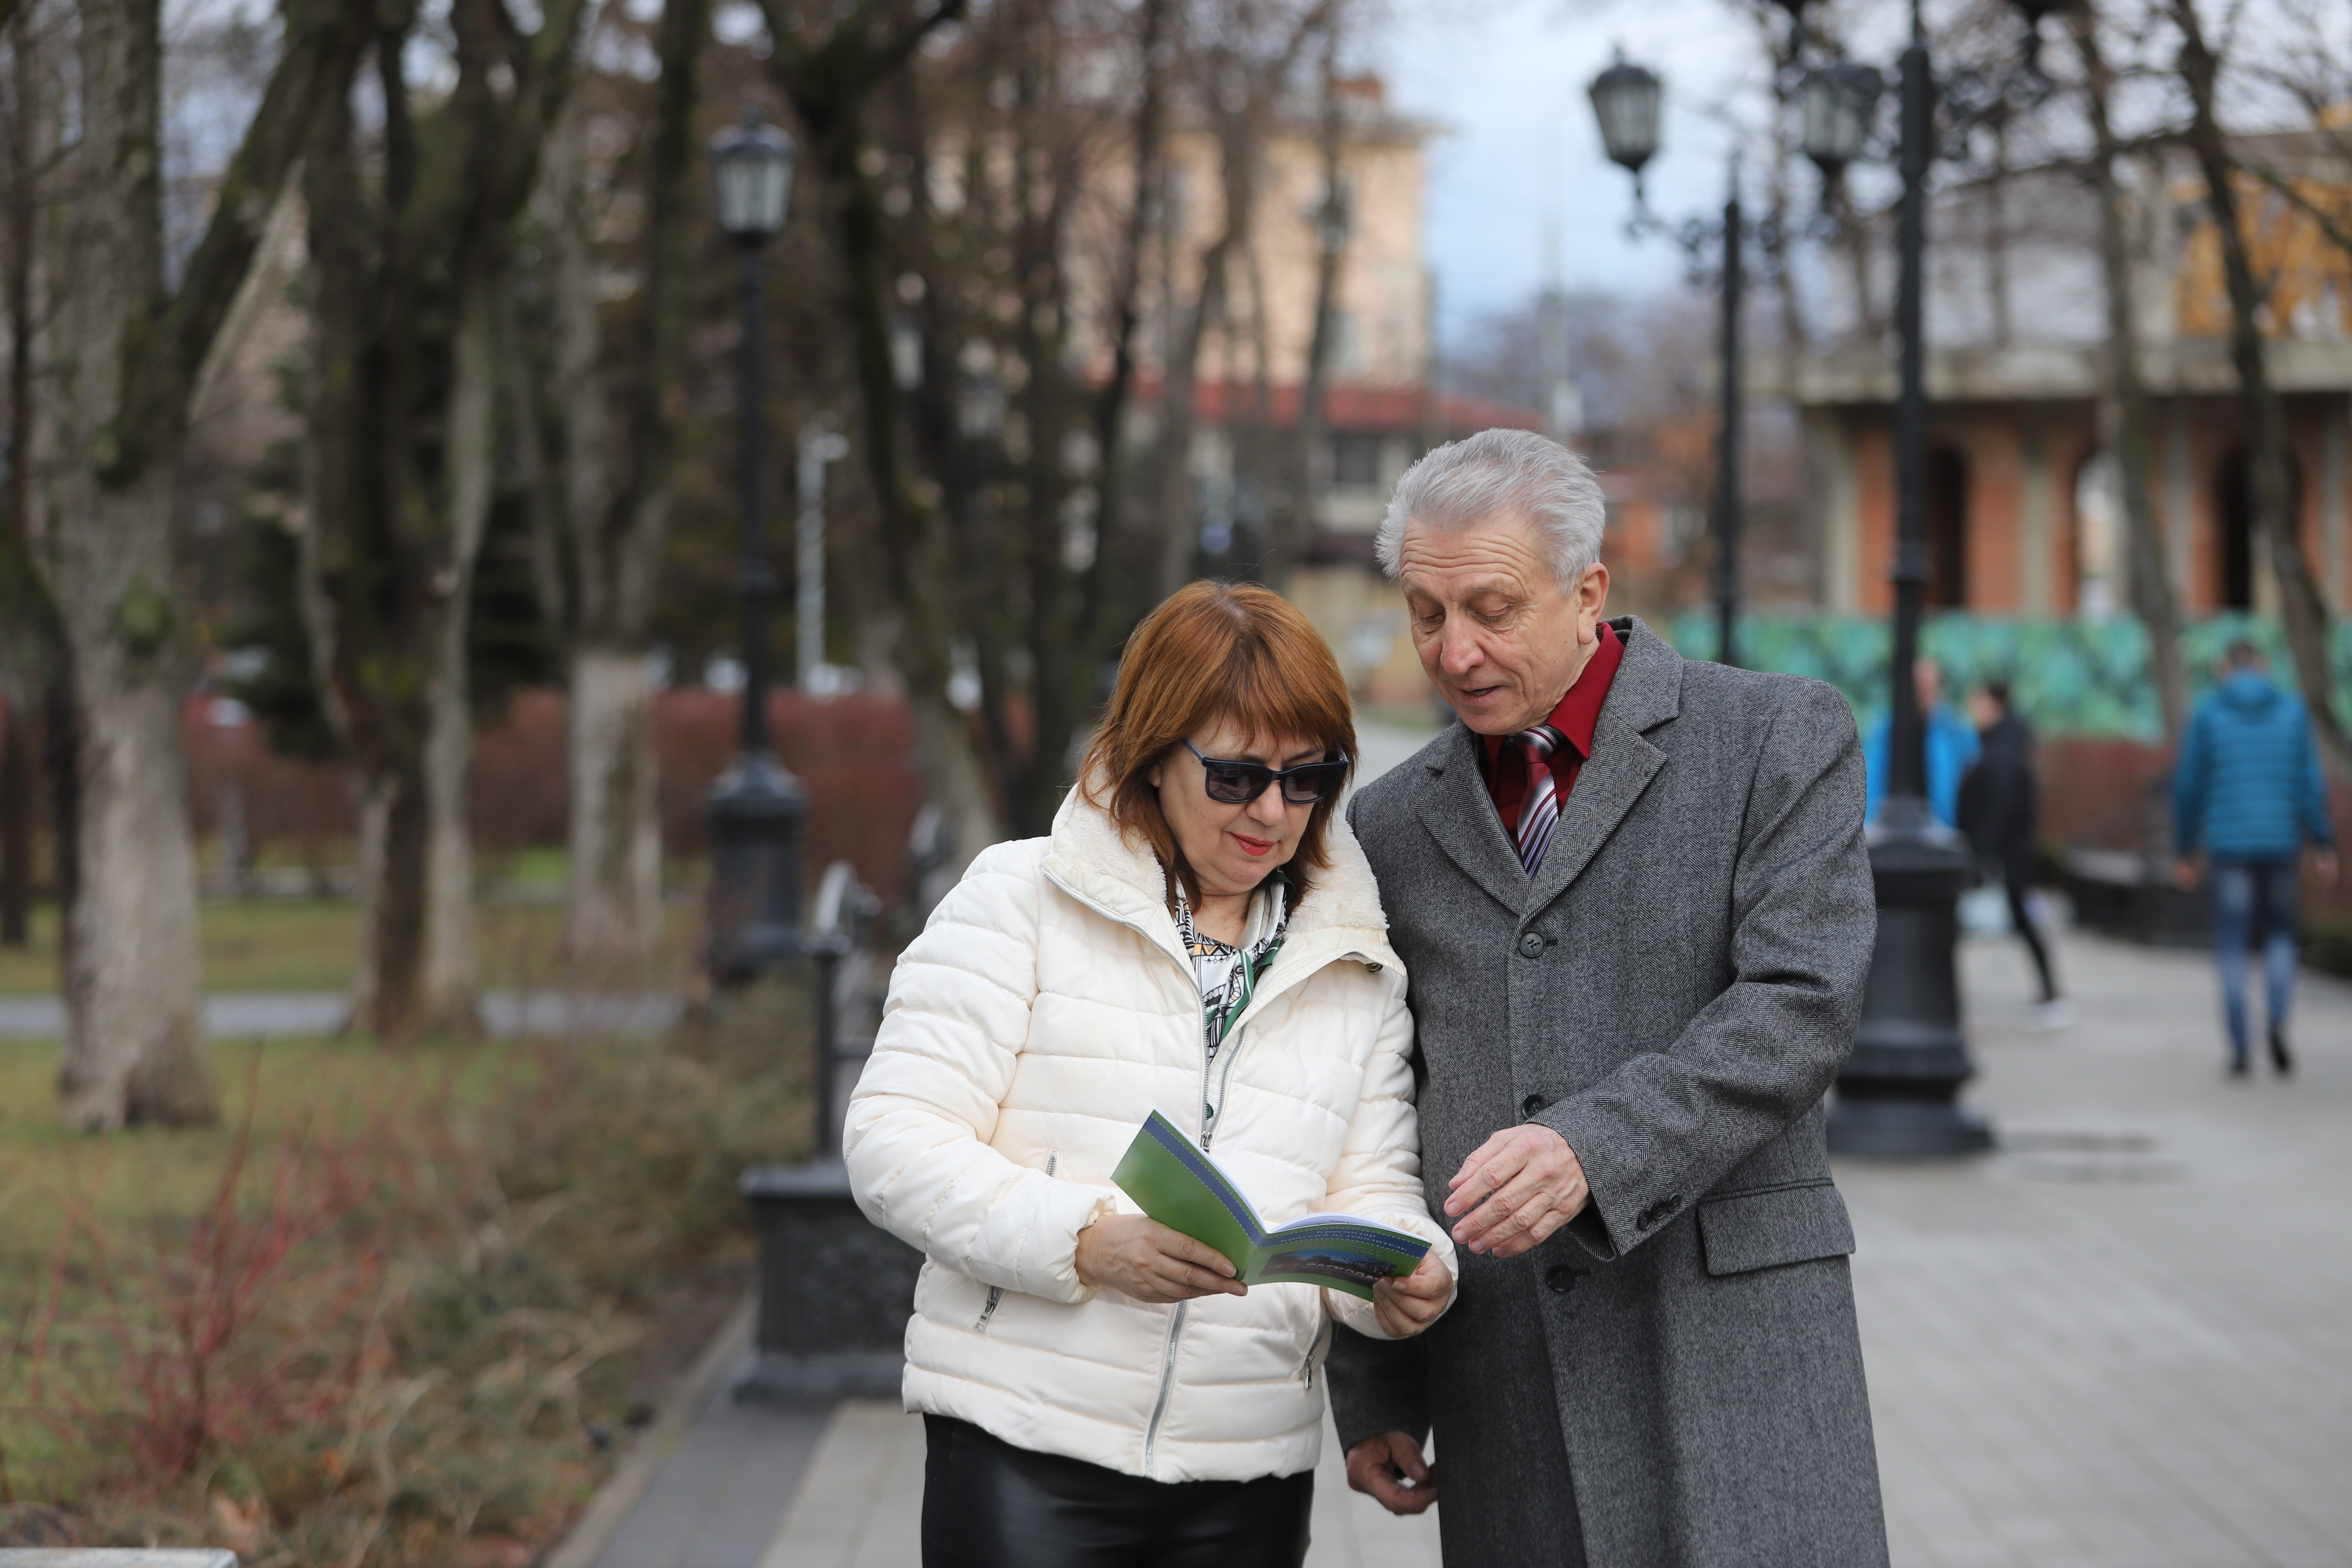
[1479,624,1627,837]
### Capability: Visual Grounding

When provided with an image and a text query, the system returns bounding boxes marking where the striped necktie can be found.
[1514,724,1567,876]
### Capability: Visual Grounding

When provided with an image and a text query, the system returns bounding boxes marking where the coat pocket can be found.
[1695,1181,1855,1277]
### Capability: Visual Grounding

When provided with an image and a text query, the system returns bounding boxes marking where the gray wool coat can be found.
[1328,616,1889,1568]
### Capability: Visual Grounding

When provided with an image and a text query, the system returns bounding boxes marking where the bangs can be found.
[1082,582,1358,905]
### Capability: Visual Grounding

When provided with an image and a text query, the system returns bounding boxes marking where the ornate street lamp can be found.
[1826,0,2054,1158]
[1589,51,1751,669]
[1588,53,1663,190]
[1800,60,1883,179]
[704,111,807,982]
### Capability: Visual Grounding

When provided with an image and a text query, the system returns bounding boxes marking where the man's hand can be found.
[1346,1430,1437,1515]
[1445,1122,1589,1258]
[2172,857,2200,891]
[1075,1214,1246,1303]
[2313,847,2340,892]
[1370,1251,1451,1338]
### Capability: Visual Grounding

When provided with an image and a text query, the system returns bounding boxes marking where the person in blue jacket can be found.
[2172,641,2340,1076]
[1865,657,1980,827]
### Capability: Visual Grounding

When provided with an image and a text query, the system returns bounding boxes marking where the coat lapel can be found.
[1521,616,1683,916]
[1411,723,1529,917]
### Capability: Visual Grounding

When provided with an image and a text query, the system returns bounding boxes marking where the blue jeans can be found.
[2210,861,2300,1064]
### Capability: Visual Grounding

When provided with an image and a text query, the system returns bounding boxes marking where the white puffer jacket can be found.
[844,784,1456,1483]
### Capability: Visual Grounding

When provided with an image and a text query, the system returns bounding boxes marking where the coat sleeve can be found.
[1539,678,1877,1262]
[842,841,1113,1305]
[2296,704,2336,848]
[1315,975,1458,1340]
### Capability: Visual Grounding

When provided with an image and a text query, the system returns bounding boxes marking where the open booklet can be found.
[1111,1110,1432,1302]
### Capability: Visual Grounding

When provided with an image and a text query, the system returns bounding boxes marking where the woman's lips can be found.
[1232,833,1276,858]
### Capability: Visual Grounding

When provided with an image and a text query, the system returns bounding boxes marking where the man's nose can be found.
[1438,617,1485,677]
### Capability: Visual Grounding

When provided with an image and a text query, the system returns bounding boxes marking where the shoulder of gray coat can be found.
[1348,725,1458,823]
[1675,662,1859,743]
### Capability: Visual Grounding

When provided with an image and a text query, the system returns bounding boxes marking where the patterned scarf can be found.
[1172,870,1289,1059]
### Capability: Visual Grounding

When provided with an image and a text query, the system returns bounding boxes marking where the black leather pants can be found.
[920,1415,1314,1568]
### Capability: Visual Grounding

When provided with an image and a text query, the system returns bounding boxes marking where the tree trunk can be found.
[2174,0,2349,772]
[48,0,210,1129]
[1270,24,1345,593]
[567,644,661,957]
[419,277,498,1024]
[543,0,707,961]
[2074,5,2187,744]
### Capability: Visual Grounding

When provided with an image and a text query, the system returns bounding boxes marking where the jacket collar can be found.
[1414,614,1681,919]
[1043,776,1403,977]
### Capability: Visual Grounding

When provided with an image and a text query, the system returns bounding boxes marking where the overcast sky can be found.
[1375,0,1771,341]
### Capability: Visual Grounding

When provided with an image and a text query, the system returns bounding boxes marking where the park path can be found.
[568,919,2352,1568]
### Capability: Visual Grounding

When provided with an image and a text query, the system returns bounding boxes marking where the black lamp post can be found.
[705,112,806,982]
[1589,52,1750,671]
[1818,0,2048,1157]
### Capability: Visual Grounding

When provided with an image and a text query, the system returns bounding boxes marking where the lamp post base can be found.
[735,1160,922,1406]
[1830,797,1995,1159]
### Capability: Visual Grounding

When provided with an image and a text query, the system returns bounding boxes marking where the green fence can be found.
[1668,613,2352,741]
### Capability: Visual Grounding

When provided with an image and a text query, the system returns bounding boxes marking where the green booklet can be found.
[1111,1111,1432,1301]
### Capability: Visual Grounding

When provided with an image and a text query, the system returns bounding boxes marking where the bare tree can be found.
[518,0,711,964]
[2073,1,2188,743]
[2170,0,2348,773]
[1265,9,1344,590]
[41,0,364,1127]
[300,0,588,1036]
[757,0,996,861]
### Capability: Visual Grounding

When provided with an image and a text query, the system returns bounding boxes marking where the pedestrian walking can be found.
[1957,680,2066,1024]
[844,582,1455,1568]
[2171,640,2340,1076]
[1330,430,1887,1567]
[1865,656,1979,827]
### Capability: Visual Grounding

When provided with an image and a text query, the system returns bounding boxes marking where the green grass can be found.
[0,898,699,995]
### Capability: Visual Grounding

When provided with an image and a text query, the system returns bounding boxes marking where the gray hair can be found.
[1373,427,1607,588]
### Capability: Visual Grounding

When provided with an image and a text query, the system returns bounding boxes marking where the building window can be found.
[1926,446,1969,608]
[1331,432,1383,489]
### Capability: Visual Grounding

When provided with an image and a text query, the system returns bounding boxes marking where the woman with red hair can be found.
[846,581,1455,1568]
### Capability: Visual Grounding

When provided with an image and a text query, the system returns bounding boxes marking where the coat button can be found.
[1517,931,1545,958]
[1545,1265,1578,1294]
[1637,1197,1680,1231]
[1522,1093,1548,1117]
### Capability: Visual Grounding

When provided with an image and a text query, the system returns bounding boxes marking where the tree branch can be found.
[103,0,371,487]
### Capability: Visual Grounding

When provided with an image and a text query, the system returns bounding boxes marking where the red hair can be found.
[1081,581,1357,904]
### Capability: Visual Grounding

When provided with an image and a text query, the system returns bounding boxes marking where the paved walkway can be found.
[574,924,2351,1568]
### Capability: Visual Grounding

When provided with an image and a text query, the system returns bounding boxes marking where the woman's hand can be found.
[1075,1214,1249,1303]
[1370,1251,1451,1338]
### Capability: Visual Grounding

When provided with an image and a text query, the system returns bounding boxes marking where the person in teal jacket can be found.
[2172,641,2340,1076]
[1865,658,1980,827]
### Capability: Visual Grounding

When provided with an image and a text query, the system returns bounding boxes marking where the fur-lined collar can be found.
[1041,778,1401,977]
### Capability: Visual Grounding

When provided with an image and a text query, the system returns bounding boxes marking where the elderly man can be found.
[1329,429,1886,1566]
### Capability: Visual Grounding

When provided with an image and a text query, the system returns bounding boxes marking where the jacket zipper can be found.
[1141,1300,1187,1476]
[978,1152,1059,1332]
[1300,1317,1331,1388]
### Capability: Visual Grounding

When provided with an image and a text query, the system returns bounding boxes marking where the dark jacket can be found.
[1328,617,1886,1568]
[1957,711,2038,882]
[2172,672,2335,863]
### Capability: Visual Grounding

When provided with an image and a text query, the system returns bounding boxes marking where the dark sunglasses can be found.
[1183,739,1351,805]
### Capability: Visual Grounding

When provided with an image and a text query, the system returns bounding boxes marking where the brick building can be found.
[1779,135,2352,622]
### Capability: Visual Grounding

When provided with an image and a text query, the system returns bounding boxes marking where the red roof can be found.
[1132,377,1543,436]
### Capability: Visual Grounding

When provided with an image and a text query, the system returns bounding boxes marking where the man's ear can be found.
[1577,563,1611,640]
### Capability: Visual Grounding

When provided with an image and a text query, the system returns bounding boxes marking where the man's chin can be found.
[1445,691,1524,735]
